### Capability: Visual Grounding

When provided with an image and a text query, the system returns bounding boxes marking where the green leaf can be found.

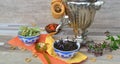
[88,44,94,49]
[19,26,28,31]
[106,35,115,42]
[117,35,120,38]
[110,36,115,41]
[106,35,110,40]
[117,38,120,46]
[32,27,40,31]
[116,40,120,45]
[112,41,119,50]
[102,42,107,49]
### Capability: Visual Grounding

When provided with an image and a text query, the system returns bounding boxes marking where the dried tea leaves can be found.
[10,46,16,50]
[90,58,96,62]
[107,54,113,60]
[25,58,32,63]
[32,54,38,58]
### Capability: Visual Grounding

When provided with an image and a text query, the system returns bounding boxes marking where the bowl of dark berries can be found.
[53,39,80,59]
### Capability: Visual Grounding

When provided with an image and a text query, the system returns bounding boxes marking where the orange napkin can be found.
[8,34,67,64]
[8,34,87,64]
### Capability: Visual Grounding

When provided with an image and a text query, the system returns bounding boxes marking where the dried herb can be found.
[54,39,78,51]
[87,31,120,57]
[87,41,108,57]
[19,26,40,37]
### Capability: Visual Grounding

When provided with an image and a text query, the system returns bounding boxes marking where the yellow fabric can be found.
[45,35,87,63]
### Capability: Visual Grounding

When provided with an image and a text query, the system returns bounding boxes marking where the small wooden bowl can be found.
[45,23,60,34]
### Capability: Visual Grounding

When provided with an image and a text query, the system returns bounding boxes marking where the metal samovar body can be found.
[61,0,104,45]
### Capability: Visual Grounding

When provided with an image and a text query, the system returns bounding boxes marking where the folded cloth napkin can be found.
[8,34,87,64]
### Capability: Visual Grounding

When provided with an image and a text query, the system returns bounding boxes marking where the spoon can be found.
[35,42,51,64]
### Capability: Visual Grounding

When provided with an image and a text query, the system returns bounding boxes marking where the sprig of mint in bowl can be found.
[18,26,40,46]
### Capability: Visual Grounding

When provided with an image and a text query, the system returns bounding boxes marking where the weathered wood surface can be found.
[0,0,120,64]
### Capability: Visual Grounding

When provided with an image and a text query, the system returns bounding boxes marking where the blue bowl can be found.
[18,34,40,46]
[53,39,80,59]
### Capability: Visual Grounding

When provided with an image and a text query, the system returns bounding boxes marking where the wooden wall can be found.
[0,0,120,36]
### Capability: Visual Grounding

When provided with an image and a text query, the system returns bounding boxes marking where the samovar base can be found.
[75,30,94,48]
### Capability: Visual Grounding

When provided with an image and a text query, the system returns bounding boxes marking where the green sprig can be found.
[106,34,120,51]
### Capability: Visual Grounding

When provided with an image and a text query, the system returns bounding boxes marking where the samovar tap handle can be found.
[92,1,104,10]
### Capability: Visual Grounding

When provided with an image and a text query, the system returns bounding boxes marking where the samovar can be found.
[61,0,104,45]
